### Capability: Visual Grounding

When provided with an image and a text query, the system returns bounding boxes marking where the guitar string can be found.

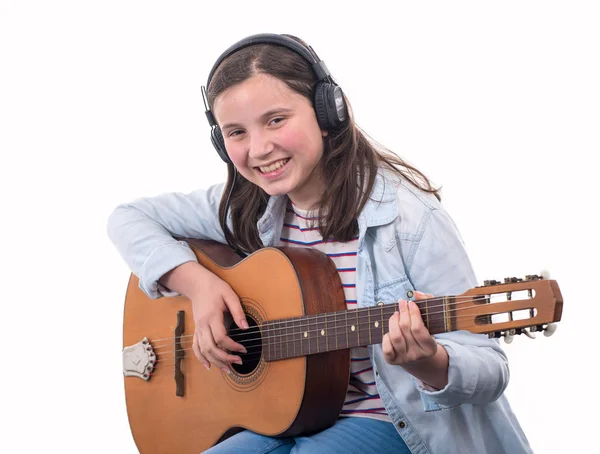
[152,307,548,368]
[148,295,536,349]
[154,307,534,356]
[146,309,542,365]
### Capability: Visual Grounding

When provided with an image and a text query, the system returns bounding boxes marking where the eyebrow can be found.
[220,107,294,130]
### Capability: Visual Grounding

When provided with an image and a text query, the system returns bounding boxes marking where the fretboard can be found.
[262,296,456,361]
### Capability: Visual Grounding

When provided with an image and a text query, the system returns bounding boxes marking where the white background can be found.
[1,1,598,452]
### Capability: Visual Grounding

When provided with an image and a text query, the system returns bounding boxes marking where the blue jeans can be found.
[202,417,410,453]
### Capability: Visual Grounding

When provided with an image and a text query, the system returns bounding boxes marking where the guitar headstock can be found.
[456,272,563,343]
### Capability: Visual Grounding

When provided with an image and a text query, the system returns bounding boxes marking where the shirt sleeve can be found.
[106,182,228,299]
[407,207,510,411]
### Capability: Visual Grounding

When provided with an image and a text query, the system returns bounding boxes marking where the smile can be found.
[257,158,290,174]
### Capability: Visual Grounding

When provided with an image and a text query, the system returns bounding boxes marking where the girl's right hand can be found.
[189,270,249,372]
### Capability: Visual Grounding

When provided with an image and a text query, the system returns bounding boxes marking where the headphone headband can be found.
[205,33,332,91]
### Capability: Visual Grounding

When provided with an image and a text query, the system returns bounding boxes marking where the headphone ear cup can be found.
[313,83,348,131]
[211,127,230,163]
[313,83,331,130]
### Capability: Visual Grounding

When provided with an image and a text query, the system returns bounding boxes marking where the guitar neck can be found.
[262,297,456,361]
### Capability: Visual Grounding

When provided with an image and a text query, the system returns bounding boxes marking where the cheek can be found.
[279,128,321,157]
[224,143,246,167]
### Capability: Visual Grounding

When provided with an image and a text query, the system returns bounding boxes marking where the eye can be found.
[269,117,285,126]
[227,129,244,138]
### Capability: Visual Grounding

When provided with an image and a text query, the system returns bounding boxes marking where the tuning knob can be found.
[504,277,523,283]
[541,269,551,280]
[523,327,537,339]
[503,331,515,344]
[484,279,501,286]
[543,323,558,337]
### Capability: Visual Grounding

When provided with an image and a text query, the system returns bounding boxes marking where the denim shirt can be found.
[107,171,532,454]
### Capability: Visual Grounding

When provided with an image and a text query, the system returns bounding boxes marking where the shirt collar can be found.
[257,170,399,243]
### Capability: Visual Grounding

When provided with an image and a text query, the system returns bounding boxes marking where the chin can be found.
[258,180,295,197]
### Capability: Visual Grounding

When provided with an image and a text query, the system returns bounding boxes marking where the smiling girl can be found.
[108,33,531,453]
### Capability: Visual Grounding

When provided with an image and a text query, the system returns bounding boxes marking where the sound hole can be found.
[229,316,262,375]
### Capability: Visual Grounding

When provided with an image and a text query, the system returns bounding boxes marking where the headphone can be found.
[201,33,348,163]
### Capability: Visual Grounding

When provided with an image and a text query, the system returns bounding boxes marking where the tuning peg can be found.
[504,277,523,283]
[523,327,537,339]
[484,279,501,286]
[503,331,515,344]
[543,323,558,337]
[525,270,551,281]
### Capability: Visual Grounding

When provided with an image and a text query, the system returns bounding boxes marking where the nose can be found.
[248,130,274,160]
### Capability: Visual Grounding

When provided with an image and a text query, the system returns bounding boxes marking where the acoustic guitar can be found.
[122,239,563,453]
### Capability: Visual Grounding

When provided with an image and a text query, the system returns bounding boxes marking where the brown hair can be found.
[207,37,440,254]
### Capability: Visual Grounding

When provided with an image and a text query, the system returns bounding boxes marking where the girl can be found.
[108,33,532,453]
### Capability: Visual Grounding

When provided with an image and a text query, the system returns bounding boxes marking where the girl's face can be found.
[213,73,328,209]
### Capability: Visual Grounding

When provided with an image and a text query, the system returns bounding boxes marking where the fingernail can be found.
[234,358,243,365]
[240,320,249,330]
[203,363,210,370]
[221,367,231,375]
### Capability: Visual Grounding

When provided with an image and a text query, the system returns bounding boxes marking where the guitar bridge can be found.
[123,337,156,380]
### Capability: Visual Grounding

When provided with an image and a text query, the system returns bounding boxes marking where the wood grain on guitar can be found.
[121,240,563,454]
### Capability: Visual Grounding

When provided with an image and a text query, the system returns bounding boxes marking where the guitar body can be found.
[123,240,350,454]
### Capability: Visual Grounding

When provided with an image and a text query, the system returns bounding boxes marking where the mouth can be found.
[256,158,290,174]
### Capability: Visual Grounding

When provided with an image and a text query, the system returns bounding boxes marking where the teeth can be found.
[259,159,289,173]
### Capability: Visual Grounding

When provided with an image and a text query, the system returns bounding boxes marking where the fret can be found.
[347,309,359,348]
[308,315,318,355]
[424,298,430,330]
[325,313,329,352]
[443,296,450,333]
[270,321,278,361]
[267,321,272,361]
[369,301,385,345]
[356,308,360,346]
[303,316,310,355]
[367,308,373,345]
[275,321,282,361]
[291,318,296,358]
[284,319,289,360]
[345,311,349,350]
[357,307,370,348]
[326,311,338,352]
[316,313,328,354]
[333,311,339,351]
[426,297,447,335]
[314,314,322,354]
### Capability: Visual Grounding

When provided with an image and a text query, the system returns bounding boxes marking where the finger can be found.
[381,332,397,363]
[211,318,247,354]
[388,310,406,358]
[407,300,434,349]
[200,323,243,369]
[222,287,249,330]
[192,331,211,370]
[397,299,414,338]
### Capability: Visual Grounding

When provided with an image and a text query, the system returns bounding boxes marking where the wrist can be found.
[402,343,449,390]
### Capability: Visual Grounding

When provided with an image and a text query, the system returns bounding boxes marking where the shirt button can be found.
[375,370,379,376]
[397,421,406,429]
[406,290,414,299]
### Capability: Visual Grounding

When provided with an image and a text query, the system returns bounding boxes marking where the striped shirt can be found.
[278,201,392,423]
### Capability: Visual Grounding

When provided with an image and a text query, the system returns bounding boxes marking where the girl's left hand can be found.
[382,291,438,366]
